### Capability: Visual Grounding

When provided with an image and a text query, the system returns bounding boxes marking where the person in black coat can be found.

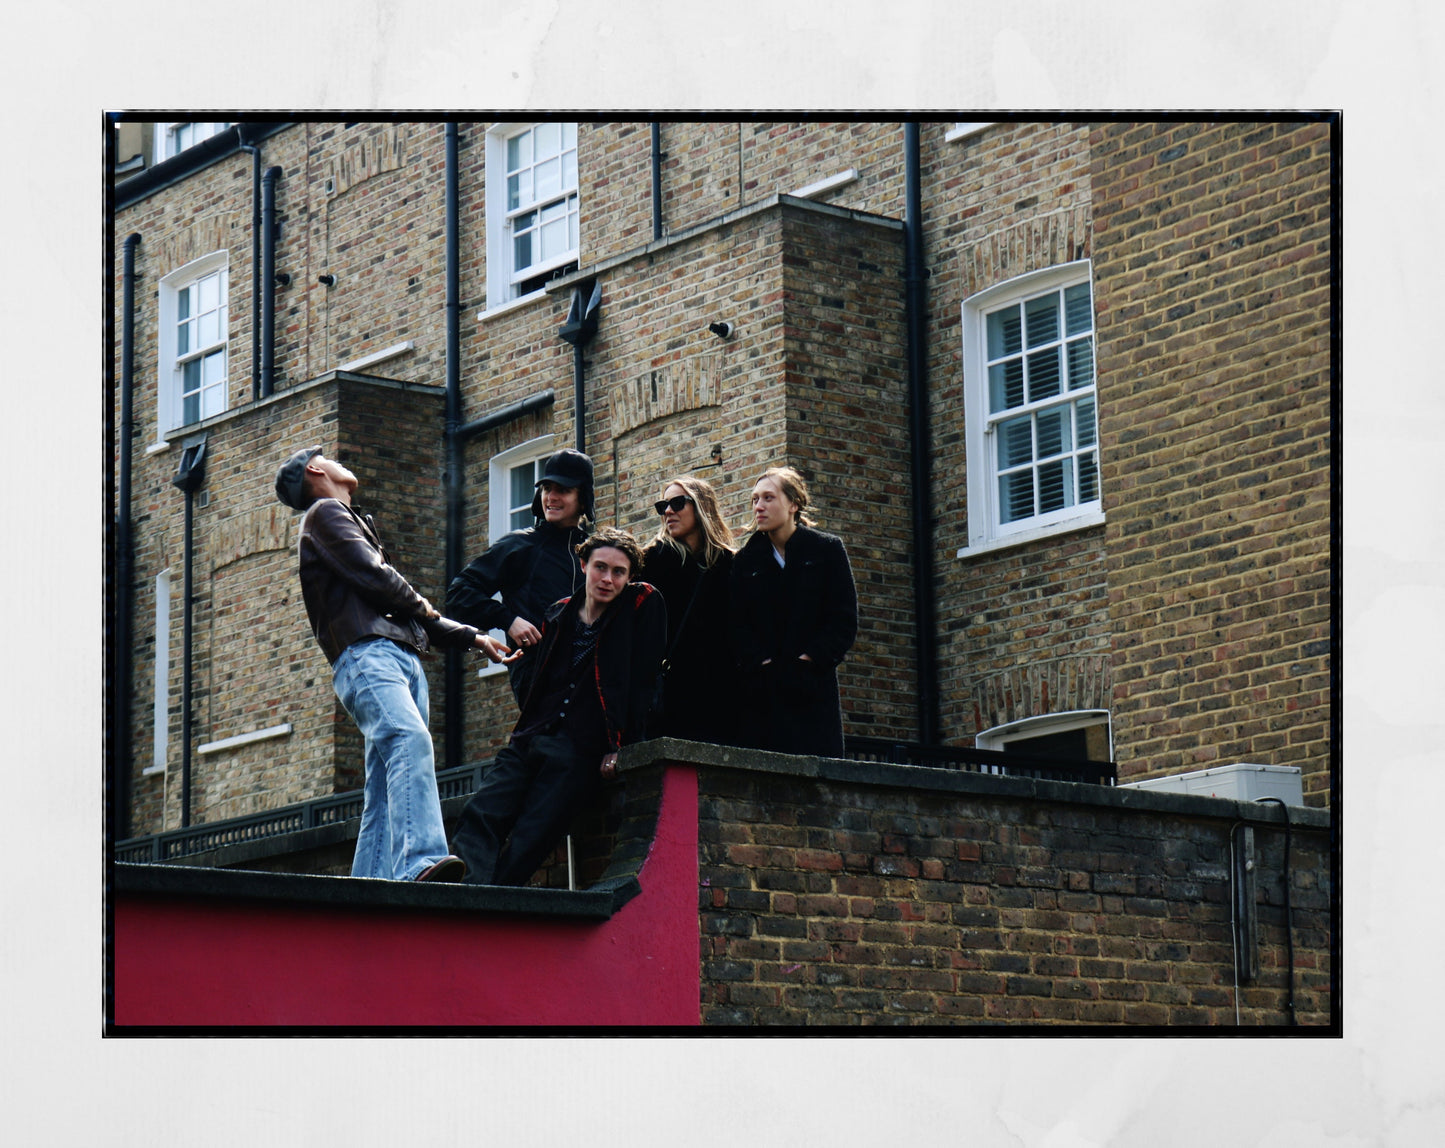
[730,466,858,757]
[640,476,738,745]
[450,528,667,887]
[447,449,593,706]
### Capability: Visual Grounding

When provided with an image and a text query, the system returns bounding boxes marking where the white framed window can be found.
[157,252,229,435]
[976,710,1113,762]
[485,122,579,311]
[477,434,556,676]
[153,121,230,164]
[960,261,1102,555]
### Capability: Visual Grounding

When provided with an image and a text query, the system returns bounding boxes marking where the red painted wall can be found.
[113,767,700,1027]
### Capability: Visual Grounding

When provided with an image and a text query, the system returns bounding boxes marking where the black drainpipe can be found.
[116,232,141,842]
[443,124,464,773]
[260,166,283,397]
[559,280,602,452]
[904,123,940,746]
[171,437,208,828]
[238,131,263,399]
[651,123,664,241]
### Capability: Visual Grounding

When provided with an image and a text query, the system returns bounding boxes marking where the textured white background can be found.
[5,2,1434,1143]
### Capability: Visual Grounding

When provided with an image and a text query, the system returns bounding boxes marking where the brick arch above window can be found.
[969,655,1113,738]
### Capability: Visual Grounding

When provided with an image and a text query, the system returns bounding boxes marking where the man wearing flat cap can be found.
[275,445,517,883]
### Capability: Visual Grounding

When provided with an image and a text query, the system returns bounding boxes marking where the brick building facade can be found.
[107,117,1334,1026]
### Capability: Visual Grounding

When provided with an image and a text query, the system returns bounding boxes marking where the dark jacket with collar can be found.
[640,540,738,744]
[514,581,667,755]
[730,523,858,756]
[298,498,478,665]
[446,519,590,699]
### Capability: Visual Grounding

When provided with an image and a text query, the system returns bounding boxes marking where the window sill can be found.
[477,288,551,323]
[945,122,995,143]
[146,440,172,455]
[956,510,1105,561]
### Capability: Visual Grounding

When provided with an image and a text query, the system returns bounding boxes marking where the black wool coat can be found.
[640,540,738,745]
[730,524,858,757]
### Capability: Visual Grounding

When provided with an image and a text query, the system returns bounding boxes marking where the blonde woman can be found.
[640,476,739,744]
[730,466,857,756]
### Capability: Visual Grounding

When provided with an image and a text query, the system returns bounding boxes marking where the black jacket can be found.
[640,540,737,744]
[298,499,478,664]
[515,582,668,755]
[730,524,858,756]
[447,520,589,699]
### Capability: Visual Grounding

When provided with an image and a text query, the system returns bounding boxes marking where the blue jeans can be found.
[333,638,451,881]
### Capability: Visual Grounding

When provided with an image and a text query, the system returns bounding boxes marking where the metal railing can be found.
[115,738,1114,864]
[844,736,1116,786]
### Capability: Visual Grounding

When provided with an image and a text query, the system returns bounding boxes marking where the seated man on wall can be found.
[275,445,518,883]
[450,527,666,887]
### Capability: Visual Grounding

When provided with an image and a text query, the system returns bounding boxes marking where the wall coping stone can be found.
[618,738,1330,832]
[113,861,640,920]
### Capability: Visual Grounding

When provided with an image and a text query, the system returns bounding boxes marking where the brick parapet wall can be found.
[689,750,1331,1027]
[1088,121,1333,801]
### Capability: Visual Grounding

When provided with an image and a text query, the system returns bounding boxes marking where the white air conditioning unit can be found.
[1119,762,1304,806]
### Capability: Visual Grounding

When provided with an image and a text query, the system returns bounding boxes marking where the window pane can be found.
[508,171,530,211]
[562,149,577,191]
[1038,459,1072,514]
[535,156,560,201]
[1025,292,1059,348]
[509,463,534,510]
[987,306,1022,359]
[202,348,225,386]
[198,273,219,313]
[1036,406,1072,459]
[177,286,191,320]
[569,210,578,252]
[1079,451,1099,502]
[513,231,532,272]
[1076,395,1097,448]
[201,379,225,419]
[177,318,191,356]
[534,122,560,158]
[562,122,576,149]
[1027,347,1061,402]
[1064,282,1092,336]
[998,416,1033,468]
[182,358,201,395]
[989,359,1024,413]
[198,311,220,347]
[1067,336,1094,390]
[540,216,568,261]
[1000,471,1034,524]
[507,129,530,172]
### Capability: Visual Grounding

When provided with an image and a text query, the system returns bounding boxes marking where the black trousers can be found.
[451,731,601,886]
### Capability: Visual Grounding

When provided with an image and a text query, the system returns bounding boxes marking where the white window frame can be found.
[153,121,230,165]
[976,709,1113,760]
[945,122,995,143]
[477,434,556,677]
[146,570,171,776]
[484,122,579,312]
[959,260,1104,557]
[157,251,230,436]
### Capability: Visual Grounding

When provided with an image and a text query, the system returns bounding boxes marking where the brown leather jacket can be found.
[298,498,479,664]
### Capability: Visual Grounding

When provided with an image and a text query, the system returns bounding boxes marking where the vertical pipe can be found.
[179,489,194,828]
[651,122,663,241]
[574,343,585,454]
[443,124,464,773]
[260,166,282,397]
[116,232,141,842]
[239,134,262,399]
[904,123,939,746]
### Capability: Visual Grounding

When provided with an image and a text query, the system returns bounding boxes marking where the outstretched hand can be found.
[475,634,523,664]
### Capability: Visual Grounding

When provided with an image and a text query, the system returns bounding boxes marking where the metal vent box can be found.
[1119,762,1304,806]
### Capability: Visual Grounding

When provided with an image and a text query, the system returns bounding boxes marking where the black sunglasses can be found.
[654,495,694,515]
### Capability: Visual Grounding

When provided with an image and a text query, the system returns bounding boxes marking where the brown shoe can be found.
[414,855,466,882]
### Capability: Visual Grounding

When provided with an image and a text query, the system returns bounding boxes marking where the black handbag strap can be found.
[661,562,709,671]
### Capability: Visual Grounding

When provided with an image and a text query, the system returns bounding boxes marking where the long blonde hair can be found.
[651,476,737,568]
